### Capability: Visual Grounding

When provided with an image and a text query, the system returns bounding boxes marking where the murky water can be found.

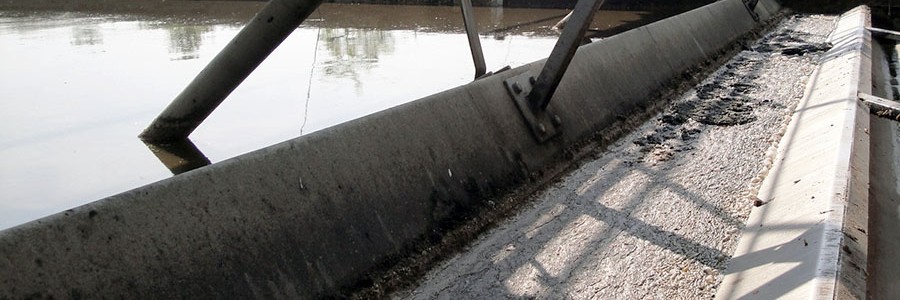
[0,1,655,229]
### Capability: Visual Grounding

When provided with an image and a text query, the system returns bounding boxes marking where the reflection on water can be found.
[71,25,102,46]
[321,28,395,92]
[136,21,236,61]
[0,1,661,230]
[165,25,213,60]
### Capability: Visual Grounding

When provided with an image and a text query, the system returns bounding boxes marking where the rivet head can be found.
[552,115,562,126]
[528,76,537,85]
[511,82,522,94]
[537,123,547,134]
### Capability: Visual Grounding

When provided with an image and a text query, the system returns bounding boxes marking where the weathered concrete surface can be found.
[0,0,778,298]
[716,6,872,300]
[396,13,835,300]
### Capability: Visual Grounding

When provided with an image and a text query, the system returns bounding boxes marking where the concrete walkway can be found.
[396,14,837,299]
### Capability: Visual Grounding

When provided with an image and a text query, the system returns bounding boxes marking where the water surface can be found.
[0,1,653,229]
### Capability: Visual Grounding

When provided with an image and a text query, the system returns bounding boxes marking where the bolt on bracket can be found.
[503,0,604,143]
[504,72,562,143]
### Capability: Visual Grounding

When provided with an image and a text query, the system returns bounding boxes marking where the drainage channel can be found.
[868,30,900,300]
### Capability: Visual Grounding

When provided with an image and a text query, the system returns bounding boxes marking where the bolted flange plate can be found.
[504,72,562,143]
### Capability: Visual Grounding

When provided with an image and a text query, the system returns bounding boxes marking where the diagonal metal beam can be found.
[504,0,605,143]
[528,0,606,111]
[742,0,760,21]
[140,0,325,143]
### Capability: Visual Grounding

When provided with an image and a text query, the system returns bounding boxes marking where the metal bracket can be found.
[503,0,604,143]
[504,72,562,143]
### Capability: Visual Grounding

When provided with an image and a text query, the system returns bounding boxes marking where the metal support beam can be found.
[139,0,325,143]
[461,0,487,79]
[504,0,605,142]
[553,11,574,30]
[742,0,760,21]
[859,92,900,121]
[528,0,605,111]
[868,26,900,41]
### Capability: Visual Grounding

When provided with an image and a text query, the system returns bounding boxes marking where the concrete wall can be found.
[0,0,779,298]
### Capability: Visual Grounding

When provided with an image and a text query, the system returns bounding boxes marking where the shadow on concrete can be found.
[720,227,823,299]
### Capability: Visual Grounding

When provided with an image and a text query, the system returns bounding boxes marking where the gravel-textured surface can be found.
[395,14,837,299]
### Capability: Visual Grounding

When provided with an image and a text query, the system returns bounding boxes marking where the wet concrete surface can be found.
[393,14,837,299]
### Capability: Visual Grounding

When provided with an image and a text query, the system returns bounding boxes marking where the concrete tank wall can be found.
[0,0,780,298]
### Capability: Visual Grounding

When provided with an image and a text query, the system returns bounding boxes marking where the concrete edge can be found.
[0,0,780,298]
[715,5,871,300]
